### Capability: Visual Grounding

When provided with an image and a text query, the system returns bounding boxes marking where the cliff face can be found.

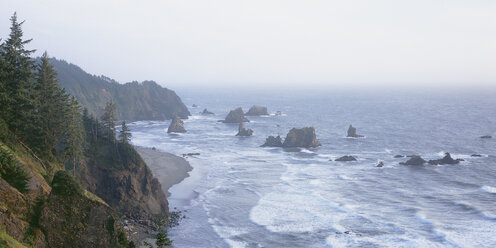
[79,141,169,225]
[48,58,190,121]
[40,171,127,248]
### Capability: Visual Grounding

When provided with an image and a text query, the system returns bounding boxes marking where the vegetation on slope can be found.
[0,13,170,247]
[49,58,191,121]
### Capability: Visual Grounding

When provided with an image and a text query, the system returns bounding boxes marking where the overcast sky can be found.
[1,0,495,89]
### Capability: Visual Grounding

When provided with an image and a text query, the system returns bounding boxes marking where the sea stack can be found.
[221,107,249,123]
[282,127,321,148]
[236,123,253,137]
[400,155,426,165]
[347,124,364,138]
[245,105,269,116]
[201,108,214,115]
[335,155,357,162]
[428,152,463,165]
[261,136,283,147]
[167,115,186,133]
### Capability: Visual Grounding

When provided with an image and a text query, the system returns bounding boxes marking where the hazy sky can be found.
[1,0,495,89]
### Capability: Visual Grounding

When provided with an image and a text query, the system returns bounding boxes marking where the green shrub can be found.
[0,146,30,193]
[51,170,83,196]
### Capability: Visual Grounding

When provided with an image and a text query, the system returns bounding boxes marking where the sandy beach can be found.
[136,147,193,196]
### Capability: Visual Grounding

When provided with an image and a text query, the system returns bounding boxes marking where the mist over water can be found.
[130,89,496,247]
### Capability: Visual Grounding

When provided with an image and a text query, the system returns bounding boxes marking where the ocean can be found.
[129,88,496,248]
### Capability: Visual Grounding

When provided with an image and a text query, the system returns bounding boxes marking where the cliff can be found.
[40,171,131,248]
[48,58,190,121]
[79,140,169,224]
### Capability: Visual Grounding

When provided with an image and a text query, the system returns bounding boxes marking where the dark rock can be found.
[182,153,200,157]
[481,135,492,139]
[282,127,321,148]
[167,115,186,133]
[236,122,253,137]
[376,161,384,167]
[428,153,460,165]
[192,104,198,108]
[335,155,357,162]
[394,155,404,158]
[347,124,364,138]
[471,154,482,157]
[261,136,283,147]
[245,105,269,116]
[201,108,214,115]
[400,155,426,165]
[221,107,249,123]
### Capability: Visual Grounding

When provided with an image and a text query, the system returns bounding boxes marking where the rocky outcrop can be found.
[428,153,463,165]
[282,127,321,148]
[347,125,364,138]
[78,142,168,227]
[481,135,492,139]
[221,108,249,123]
[245,105,269,116]
[261,136,283,147]
[400,155,426,165]
[335,155,357,162]
[236,123,253,136]
[192,104,198,108]
[167,115,186,133]
[40,171,127,248]
[201,108,214,115]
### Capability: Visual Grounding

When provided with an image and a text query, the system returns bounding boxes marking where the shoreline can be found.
[133,146,194,247]
[136,146,193,197]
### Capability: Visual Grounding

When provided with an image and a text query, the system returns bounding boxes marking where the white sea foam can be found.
[481,185,496,194]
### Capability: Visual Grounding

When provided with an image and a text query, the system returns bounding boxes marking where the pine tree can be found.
[101,100,117,141]
[0,12,36,138]
[64,97,84,176]
[119,121,132,143]
[31,51,69,158]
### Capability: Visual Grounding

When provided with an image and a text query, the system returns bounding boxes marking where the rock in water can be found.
[428,152,461,165]
[192,104,198,107]
[471,154,482,157]
[376,161,384,167]
[245,105,269,116]
[347,124,364,138]
[261,136,283,147]
[236,123,254,136]
[335,155,357,162]
[282,127,321,148]
[394,155,404,158]
[201,108,214,115]
[400,155,426,165]
[222,107,249,123]
[167,116,186,133]
[480,135,492,139]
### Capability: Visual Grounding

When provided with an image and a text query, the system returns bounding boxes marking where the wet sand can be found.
[136,147,193,196]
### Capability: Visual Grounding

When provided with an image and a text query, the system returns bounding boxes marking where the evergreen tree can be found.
[119,121,132,143]
[101,100,117,141]
[31,51,69,158]
[0,12,36,138]
[64,97,84,176]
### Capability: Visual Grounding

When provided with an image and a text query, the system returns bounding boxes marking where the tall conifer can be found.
[0,13,36,138]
